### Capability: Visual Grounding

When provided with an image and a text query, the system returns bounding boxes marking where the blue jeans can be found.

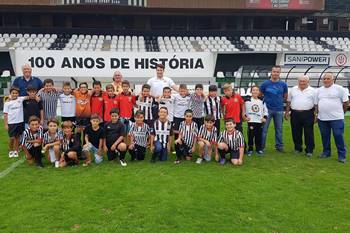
[153,141,168,161]
[262,110,284,150]
[318,120,346,160]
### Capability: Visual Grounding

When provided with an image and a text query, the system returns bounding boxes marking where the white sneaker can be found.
[55,161,60,168]
[196,158,203,164]
[12,151,19,158]
[8,151,14,158]
[119,159,127,167]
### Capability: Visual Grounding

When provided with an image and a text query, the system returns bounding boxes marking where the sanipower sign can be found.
[284,53,330,65]
[11,50,216,78]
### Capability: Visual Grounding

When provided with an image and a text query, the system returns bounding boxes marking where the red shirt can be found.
[220,93,244,123]
[117,92,136,119]
[103,93,119,122]
[90,93,104,120]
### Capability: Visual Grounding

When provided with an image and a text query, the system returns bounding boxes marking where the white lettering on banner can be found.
[11,50,216,78]
[284,54,330,65]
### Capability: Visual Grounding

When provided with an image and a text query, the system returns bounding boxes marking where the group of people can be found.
[2,64,349,168]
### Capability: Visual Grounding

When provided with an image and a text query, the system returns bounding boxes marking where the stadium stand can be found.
[3,33,350,53]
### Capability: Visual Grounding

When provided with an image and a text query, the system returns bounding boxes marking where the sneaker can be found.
[119,159,127,167]
[294,150,302,154]
[257,150,264,156]
[174,160,181,164]
[12,151,19,158]
[247,151,253,156]
[8,151,14,158]
[55,161,60,168]
[338,158,346,163]
[276,148,285,153]
[220,158,226,165]
[36,162,44,168]
[204,155,211,162]
[306,153,313,157]
[196,158,203,164]
[318,153,330,158]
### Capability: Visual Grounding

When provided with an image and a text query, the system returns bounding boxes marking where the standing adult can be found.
[315,73,349,163]
[147,64,179,99]
[285,75,316,156]
[111,70,124,95]
[12,64,43,96]
[260,65,288,152]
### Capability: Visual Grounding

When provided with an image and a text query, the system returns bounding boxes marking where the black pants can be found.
[129,145,146,161]
[29,146,42,166]
[247,123,263,151]
[175,141,191,161]
[214,119,221,136]
[290,109,315,153]
[235,122,247,152]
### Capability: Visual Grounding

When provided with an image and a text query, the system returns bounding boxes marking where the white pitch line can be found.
[0,158,25,178]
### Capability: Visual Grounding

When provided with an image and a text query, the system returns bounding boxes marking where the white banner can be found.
[283,53,330,66]
[11,50,216,79]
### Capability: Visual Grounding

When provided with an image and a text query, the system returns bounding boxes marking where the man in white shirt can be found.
[315,73,349,163]
[285,75,316,156]
[147,64,179,99]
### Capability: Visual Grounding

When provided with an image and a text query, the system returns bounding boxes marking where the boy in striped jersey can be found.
[104,108,128,167]
[136,84,158,128]
[218,119,245,166]
[37,79,60,129]
[174,109,198,164]
[150,107,173,163]
[128,110,151,161]
[59,120,81,167]
[158,87,174,124]
[42,118,62,168]
[188,84,206,128]
[204,85,222,135]
[21,116,44,167]
[196,114,218,164]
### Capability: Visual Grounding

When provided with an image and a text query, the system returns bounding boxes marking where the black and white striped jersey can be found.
[43,129,63,146]
[37,89,60,120]
[218,130,244,150]
[129,122,150,148]
[198,125,218,142]
[151,120,173,148]
[21,126,44,150]
[179,121,198,147]
[136,95,156,120]
[204,96,222,120]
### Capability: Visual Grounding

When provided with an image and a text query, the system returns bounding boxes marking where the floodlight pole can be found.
[317,66,331,87]
[334,66,348,84]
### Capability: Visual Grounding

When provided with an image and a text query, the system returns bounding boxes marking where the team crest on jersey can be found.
[251,104,260,112]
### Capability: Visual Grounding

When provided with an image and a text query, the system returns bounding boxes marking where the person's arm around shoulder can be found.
[340,86,349,113]
[285,87,292,121]
[283,82,288,102]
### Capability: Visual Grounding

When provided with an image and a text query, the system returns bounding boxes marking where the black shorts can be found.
[64,149,81,165]
[228,149,240,159]
[8,123,24,137]
[173,117,184,132]
[76,117,90,127]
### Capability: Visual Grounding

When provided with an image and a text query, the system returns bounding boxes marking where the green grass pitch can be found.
[0,118,349,233]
